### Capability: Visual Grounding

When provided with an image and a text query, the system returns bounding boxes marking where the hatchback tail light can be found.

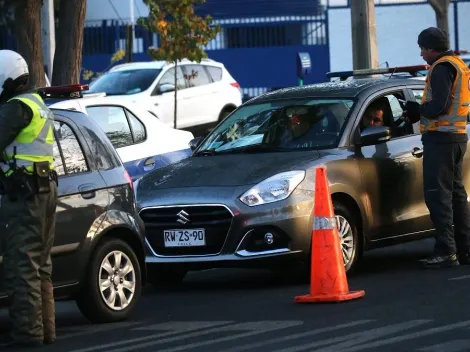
[230,82,241,89]
[124,169,133,190]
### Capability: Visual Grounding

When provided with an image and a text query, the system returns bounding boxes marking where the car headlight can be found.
[239,170,306,206]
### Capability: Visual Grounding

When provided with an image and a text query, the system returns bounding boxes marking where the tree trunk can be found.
[428,0,450,44]
[51,0,86,85]
[12,0,45,89]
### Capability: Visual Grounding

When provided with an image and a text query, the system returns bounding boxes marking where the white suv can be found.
[86,58,243,129]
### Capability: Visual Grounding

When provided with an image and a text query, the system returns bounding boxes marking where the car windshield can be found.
[88,69,161,95]
[196,98,355,154]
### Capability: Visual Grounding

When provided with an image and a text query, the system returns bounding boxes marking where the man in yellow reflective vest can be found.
[0,50,58,347]
[405,27,470,269]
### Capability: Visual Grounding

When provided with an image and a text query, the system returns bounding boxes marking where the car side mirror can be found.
[189,136,204,151]
[359,126,392,146]
[159,83,175,94]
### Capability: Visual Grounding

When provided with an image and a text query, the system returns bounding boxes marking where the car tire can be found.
[76,238,142,323]
[146,264,188,287]
[333,201,361,274]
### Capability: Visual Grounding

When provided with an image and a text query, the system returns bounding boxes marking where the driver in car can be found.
[279,108,318,148]
[361,99,386,129]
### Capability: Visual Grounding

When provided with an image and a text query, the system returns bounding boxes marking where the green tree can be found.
[138,0,222,129]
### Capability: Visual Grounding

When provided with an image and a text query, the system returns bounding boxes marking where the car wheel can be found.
[146,264,188,287]
[333,201,361,273]
[76,238,142,323]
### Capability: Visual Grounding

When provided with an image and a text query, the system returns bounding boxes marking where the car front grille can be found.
[139,205,233,256]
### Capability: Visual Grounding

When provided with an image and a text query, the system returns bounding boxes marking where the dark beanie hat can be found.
[418,27,449,51]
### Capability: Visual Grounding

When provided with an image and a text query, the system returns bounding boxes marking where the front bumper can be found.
[138,186,314,269]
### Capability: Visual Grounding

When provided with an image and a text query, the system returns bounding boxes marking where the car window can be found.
[412,89,424,103]
[87,106,134,148]
[53,121,89,176]
[87,69,161,95]
[182,65,211,88]
[205,66,223,82]
[126,109,146,143]
[360,91,415,138]
[157,67,186,91]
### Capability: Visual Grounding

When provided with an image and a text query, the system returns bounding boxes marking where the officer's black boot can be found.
[419,253,460,268]
[457,251,470,265]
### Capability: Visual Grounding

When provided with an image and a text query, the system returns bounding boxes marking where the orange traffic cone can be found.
[294,167,365,303]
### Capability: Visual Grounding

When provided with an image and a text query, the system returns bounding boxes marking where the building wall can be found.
[328,1,470,72]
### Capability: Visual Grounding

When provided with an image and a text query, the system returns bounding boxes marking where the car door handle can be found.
[79,184,96,199]
[143,157,156,171]
[411,147,423,158]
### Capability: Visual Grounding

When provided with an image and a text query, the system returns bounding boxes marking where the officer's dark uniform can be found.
[406,27,470,268]
[0,84,58,345]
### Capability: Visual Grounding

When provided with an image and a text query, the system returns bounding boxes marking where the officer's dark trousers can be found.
[423,139,470,256]
[0,180,58,344]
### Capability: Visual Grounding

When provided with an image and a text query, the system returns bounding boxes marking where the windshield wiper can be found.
[217,144,287,154]
[193,149,218,156]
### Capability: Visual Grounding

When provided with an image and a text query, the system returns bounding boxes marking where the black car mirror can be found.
[359,126,392,146]
[189,136,204,151]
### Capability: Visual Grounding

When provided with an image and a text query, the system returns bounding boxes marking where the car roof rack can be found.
[39,84,90,99]
[326,64,430,81]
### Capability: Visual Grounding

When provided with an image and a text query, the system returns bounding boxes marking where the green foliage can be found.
[137,0,222,63]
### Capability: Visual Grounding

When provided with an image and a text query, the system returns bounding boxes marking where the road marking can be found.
[271,320,432,352]
[148,321,305,352]
[57,321,143,340]
[67,321,234,352]
[418,340,470,352]
[320,320,470,352]
[449,274,470,281]
[221,320,375,352]
[107,321,303,352]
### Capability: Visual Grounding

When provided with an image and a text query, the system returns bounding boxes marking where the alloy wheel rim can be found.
[99,250,136,311]
[335,215,354,267]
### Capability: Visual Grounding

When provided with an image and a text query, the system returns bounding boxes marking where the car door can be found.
[179,64,216,128]
[354,87,430,240]
[149,66,188,128]
[48,115,109,286]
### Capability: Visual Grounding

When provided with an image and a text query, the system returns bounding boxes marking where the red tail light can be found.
[124,169,133,190]
[230,82,241,89]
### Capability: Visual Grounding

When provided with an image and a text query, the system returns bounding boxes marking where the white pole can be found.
[130,0,135,53]
[41,0,56,82]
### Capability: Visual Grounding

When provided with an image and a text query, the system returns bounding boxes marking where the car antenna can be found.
[388,64,398,79]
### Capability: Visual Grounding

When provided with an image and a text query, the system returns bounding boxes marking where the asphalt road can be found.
[2,238,470,352]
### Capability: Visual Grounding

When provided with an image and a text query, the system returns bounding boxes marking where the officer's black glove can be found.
[404,101,421,124]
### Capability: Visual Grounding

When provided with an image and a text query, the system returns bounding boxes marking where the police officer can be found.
[0,50,58,347]
[405,27,470,268]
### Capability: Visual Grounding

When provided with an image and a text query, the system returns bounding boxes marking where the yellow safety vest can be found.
[420,55,470,134]
[1,93,55,175]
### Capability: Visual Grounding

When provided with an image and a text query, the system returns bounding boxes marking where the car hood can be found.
[136,151,322,191]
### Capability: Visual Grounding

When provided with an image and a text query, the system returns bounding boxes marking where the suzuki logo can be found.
[176,210,190,224]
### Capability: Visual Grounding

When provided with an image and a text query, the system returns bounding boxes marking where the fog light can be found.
[264,233,274,245]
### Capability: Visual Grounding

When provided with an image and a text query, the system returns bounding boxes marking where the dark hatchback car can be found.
[135,68,469,281]
[0,108,146,323]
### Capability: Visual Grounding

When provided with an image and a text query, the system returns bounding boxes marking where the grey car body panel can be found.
[0,108,146,301]
[137,77,470,268]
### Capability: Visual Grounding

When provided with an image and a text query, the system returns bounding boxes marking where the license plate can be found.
[163,229,206,247]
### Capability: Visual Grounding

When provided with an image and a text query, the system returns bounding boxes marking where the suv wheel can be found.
[76,238,142,323]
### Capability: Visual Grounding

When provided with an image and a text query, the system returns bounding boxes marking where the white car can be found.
[84,58,243,129]
[43,85,195,181]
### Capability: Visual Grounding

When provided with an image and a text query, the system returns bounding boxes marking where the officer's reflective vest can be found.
[420,55,470,134]
[1,93,55,175]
